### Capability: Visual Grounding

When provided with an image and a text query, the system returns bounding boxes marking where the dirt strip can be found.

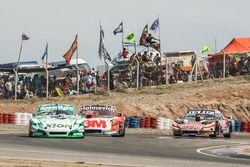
[0,158,133,167]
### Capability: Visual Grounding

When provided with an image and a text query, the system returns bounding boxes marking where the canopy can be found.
[223,38,250,54]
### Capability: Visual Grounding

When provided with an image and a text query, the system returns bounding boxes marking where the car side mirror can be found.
[175,118,183,123]
[116,113,123,117]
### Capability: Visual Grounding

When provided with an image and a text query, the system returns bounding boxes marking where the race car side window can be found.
[215,113,222,120]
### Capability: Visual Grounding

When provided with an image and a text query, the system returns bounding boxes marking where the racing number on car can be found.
[85,120,107,128]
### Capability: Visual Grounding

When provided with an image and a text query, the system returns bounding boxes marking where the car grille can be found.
[85,130,102,134]
[182,131,198,134]
[49,132,67,135]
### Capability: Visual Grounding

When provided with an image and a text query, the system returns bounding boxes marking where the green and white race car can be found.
[29,104,85,138]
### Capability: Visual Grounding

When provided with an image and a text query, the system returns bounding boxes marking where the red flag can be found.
[139,24,148,46]
[22,33,30,40]
[63,35,78,65]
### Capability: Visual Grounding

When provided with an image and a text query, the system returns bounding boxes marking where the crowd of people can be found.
[110,53,250,89]
[0,53,250,99]
[0,71,97,99]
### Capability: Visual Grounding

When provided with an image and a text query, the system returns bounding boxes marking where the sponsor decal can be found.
[81,105,116,112]
[187,110,215,115]
[84,120,107,128]
[39,105,75,112]
[46,124,72,129]
[182,123,200,130]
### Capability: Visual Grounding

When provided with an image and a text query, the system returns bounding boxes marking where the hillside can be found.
[0,76,250,120]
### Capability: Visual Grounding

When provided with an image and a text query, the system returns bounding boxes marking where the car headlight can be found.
[74,120,84,127]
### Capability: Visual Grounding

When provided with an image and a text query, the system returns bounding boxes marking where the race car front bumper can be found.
[84,129,119,136]
[30,126,85,138]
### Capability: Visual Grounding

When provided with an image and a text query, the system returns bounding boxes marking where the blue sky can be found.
[0,0,250,67]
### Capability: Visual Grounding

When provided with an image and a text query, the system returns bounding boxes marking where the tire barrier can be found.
[151,117,157,129]
[140,117,145,128]
[125,117,131,128]
[234,120,241,132]
[3,113,9,124]
[157,117,173,130]
[14,112,32,125]
[8,113,15,124]
[248,122,250,132]
[0,112,3,124]
[129,116,140,128]
[144,117,151,128]
[140,116,151,128]
[241,121,249,132]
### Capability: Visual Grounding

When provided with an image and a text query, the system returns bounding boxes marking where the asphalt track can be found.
[0,133,249,167]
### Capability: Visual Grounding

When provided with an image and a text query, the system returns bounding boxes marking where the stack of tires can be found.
[157,117,165,129]
[13,112,32,125]
[129,116,140,128]
[125,116,131,128]
[241,121,249,132]
[0,112,3,124]
[140,117,146,128]
[8,114,15,124]
[234,120,241,132]
[248,122,250,132]
[144,117,151,128]
[3,113,9,124]
[151,117,157,129]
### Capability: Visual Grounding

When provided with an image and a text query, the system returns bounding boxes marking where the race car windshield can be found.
[82,110,114,117]
[185,110,215,120]
[37,110,75,116]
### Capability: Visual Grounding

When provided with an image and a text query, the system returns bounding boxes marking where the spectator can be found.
[153,53,161,66]
[5,79,12,98]
[122,48,129,59]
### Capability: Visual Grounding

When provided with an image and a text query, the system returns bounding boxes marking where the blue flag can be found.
[150,18,159,32]
[113,22,123,35]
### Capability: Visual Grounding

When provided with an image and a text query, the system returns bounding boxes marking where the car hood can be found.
[32,115,83,130]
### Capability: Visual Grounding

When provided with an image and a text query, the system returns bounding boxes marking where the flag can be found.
[125,32,135,42]
[63,34,78,65]
[104,49,111,61]
[98,25,105,59]
[123,42,135,47]
[151,43,161,52]
[139,24,148,46]
[22,33,30,40]
[42,43,48,68]
[200,45,212,53]
[113,22,123,35]
[150,18,159,32]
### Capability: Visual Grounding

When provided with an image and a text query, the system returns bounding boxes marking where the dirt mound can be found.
[0,76,250,120]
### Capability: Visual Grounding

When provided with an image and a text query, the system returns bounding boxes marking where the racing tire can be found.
[209,123,218,138]
[28,124,33,137]
[223,133,231,138]
[112,123,125,137]
[173,131,182,136]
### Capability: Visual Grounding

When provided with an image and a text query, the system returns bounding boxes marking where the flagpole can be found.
[147,24,149,52]
[157,15,163,86]
[122,21,124,49]
[76,34,79,95]
[46,43,49,99]
[15,39,23,100]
